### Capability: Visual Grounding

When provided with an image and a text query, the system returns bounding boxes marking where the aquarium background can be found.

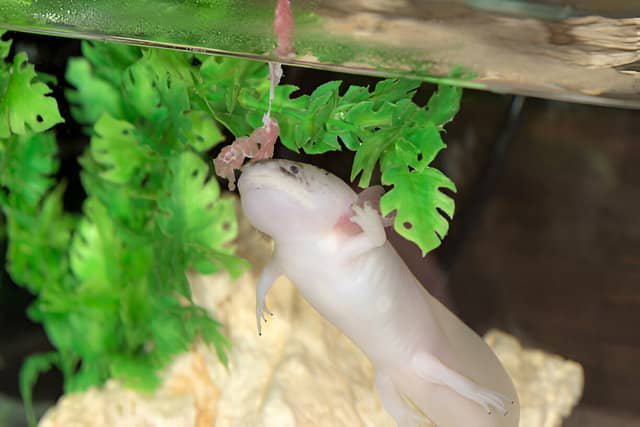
[0,31,639,426]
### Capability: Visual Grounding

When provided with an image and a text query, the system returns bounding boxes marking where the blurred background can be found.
[0,31,639,426]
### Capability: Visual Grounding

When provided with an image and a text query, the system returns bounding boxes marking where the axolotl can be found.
[238,159,519,427]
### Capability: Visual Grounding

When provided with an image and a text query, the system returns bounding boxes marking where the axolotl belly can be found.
[238,159,519,427]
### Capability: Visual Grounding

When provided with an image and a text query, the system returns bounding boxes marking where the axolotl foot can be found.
[376,355,515,427]
[411,352,515,417]
[412,353,514,416]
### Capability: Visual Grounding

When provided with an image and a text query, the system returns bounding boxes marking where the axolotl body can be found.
[238,159,519,427]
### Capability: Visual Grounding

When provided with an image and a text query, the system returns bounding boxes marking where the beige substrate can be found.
[40,218,584,427]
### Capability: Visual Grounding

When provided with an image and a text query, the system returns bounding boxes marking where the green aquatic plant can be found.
[0,34,461,425]
[0,35,241,426]
[235,74,461,255]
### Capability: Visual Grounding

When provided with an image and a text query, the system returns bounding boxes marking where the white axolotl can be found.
[238,159,519,427]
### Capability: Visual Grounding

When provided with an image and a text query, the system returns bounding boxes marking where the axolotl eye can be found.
[279,164,300,177]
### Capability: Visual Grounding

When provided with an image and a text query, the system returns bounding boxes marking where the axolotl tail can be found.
[374,296,519,427]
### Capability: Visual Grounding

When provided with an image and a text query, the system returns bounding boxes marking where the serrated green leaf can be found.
[350,132,393,187]
[189,242,249,277]
[79,153,158,232]
[157,152,240,272]
[182,110,225,152]
[70,198,120,290]
[380,165,456,256]
[198,56,267,113]
[341,84,370,103]
[0,52,63,138]
[5,184,73,293]
[424,84,462,129]
[64,196,157,373]
[344,101,394,130]
[90,114,155,184]
[395,123,446,170]
[110,355,160,392]
[141,47,194,85]
[0,32,12,60]
[81,41,141,87]
[121,61,167,122]
[121,60,193,153]
[66,58,124,125]
[183,304,231,367]
[0,132,58,209]
[20,352,60,427]
[368,79,420,106]
[65,358,110,393]
[157,151,220,236]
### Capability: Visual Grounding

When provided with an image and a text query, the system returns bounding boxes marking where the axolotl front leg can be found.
[253,202,384,336]
[337,202,387,257]
[255,258,282,336]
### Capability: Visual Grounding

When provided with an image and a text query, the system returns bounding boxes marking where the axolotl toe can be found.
[237,159,519,427]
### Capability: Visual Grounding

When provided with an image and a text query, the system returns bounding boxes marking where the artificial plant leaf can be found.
[181,110,225,152]
[65,358,110,393]
[149,296,195,365]
[117,265,154,351]
[343,101,394,131]
[70,196,152,314]
[20,352,60,427]
[192,56,268,138]
[80,41,141,87]
[157,151,220,236]
[188,242,249,277]
[368,79,421,106]
[70,197,122,291]
[198,55,267,114]
[0,132,58,209]
[380,164,456,256]
[424,84,463,129]
[79,156,157,232]
[232,78,424,168]
[350,131,393,188]
[157,152,240,273]
[90,114,155,184]
[121,59,192,153]
[0,52,63,138]
[183,304,231,367]
[299,80,342,153]
[240,84,308,151]
[0,31,11,60]
[109,354,160,392]
[5,184,73,293]
[66,58,124,125]
[141,47,194,85]
[394,122,446,170]
[121,61,166,124]
[68,198,151,358]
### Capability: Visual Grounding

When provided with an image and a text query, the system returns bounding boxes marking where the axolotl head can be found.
[238,159,357,239]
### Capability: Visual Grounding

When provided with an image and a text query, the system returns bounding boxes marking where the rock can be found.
[485,331,584,427]
[40,207,584,427]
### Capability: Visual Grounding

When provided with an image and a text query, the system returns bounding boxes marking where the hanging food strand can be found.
[273,0,295,58]
[264,61,283,125]
[214,0,295,190]
[213,119,280,190]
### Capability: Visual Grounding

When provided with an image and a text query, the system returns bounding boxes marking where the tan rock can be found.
[485,331,584,427]
[40,210,584,427]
